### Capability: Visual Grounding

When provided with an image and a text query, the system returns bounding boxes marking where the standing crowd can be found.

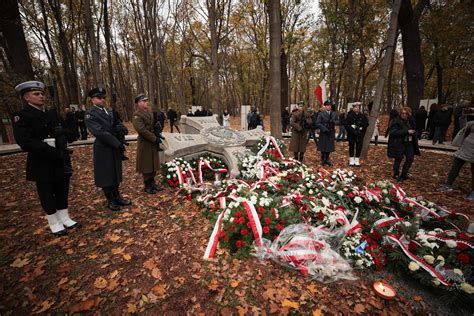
[10,79,474,237]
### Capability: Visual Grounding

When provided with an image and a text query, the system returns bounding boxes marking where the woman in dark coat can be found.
[316,101,338,166]
[387,106,420,181]
[345,103,369,166]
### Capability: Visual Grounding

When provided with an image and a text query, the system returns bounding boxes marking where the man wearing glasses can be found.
[85,87,131,211]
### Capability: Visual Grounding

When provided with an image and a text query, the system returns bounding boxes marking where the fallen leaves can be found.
[32,300,54,314]
[281,299,299,310]
[93,277,108,289]
[122,254,132,261]
[151,284,167,298]
[230,280,239,288]
[10,257,30,268]
[69,298,98,313]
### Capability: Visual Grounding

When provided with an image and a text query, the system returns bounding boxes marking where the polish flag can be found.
[314,80,327,106]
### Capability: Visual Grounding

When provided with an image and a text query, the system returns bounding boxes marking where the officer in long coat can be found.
[85,87,131,211]
[316,100,339,166]
[13,80,80,236]
[132,94,163,194]
[289,102,313,162]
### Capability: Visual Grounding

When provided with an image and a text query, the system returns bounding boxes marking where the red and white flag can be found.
[314,79,327,106]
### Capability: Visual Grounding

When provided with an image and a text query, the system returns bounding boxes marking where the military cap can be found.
[15,81,45,96]
[297,101,304,106]
[324,100,333,106]
[134,94,149,103]
[88,87,107,98]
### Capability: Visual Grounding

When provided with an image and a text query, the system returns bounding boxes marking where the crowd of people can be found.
[10,79,474,237]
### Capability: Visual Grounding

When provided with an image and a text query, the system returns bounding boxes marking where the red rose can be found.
[236,240,243,248]
[347,192,355,198]
[276,224,283,231]
[228,226,235,232]
[235,211,242,217]
[336,206,344,212]
[241,229,248,236]
[239,217,246,223]
[247,222,252,228]
[457,242,468,250]
[265,217,271,225]
[317,212,324,220]
[258,207,264,213]
[263,226,270,234]
[457,253,470,264]
[233,217,239,224]
[260,185,266,190]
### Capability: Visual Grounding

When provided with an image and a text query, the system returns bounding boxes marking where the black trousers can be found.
[170,121,180,133]
[393,144,414,177]
[348,140,363,157]
[35,178,70,215]
[447,157,474,190]
[77,122,87,140]
[143,172,156,182]
[102,184,120,201]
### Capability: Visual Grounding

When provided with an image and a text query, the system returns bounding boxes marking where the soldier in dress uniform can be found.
[12,80,80,236]
[289,102,313,163]
[84,87,131,211]
[132,94,164,194]
[316,100,339,166]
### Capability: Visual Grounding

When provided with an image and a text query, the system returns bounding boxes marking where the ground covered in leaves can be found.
[0,136,473,314]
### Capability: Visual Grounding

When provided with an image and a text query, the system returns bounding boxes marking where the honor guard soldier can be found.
[132,94,164,194]
[84,87,131,211]
[316,100,339,166]
[12,80,80,236]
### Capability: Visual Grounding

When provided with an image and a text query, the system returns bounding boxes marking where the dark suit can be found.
[85,106,123,188]
[13,105,72,214]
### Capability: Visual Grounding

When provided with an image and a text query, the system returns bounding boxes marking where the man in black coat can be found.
[167,108,180,133]
[316,100,339,166]
[345,103,369,166]
[432,103,451,145]
[414,106,427,139]
[13,80,80,236]
[64,106,78,142]
[76,105,88,140]
[85,87,131,211]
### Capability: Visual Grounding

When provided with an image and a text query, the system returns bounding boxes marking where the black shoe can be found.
[144,186,157,194]
[115,198,131,206]
[325,160,333,166]
[396,175,408,182]
[107,201,122,211]
[53,229,68,237]
[65,222,82,229]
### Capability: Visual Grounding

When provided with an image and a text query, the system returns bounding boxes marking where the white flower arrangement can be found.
[340,233,375,269]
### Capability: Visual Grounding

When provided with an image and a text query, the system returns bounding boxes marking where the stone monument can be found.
[161,115,267,178]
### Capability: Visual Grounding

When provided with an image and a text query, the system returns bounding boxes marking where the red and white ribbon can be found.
[386,234,452,287]
[419,233,474,249]
[197,159,227,185]
[257,136,284,159]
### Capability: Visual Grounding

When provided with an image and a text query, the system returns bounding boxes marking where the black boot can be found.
[325,153,333,166]
[294,152,299,161]
[103,187,121,211]
[299,153,304,163]
[320,152,326,166]
[144,179,157,194]
[112,186,131,206]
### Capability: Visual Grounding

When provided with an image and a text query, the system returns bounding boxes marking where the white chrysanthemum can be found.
[445,240,457,248]
[461,283,474,294]
[354,196,363,204]
[423,255,435,264]
[408,261,420,271]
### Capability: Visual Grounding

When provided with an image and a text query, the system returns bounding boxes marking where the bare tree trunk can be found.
[434,42,444,104]
[83,0,101,87]
[268,0,282,138]
[361,0,402,159]
[103,0,116,110]
[398,0,428,111]
[207,0,223,119]
[386,30,399,112]
[344,0,356,103]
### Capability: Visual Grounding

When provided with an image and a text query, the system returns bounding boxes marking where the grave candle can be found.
[373,280,397,300]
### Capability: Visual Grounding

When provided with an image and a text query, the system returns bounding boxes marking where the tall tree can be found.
[83,0,101,87]
[398,0,429,110]
[268,0,282,138]
[361,0,402,158]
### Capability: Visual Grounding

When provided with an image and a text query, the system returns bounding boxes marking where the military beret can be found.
[134,94,149,103]
[15,81,45,96]
[88,87,106,98]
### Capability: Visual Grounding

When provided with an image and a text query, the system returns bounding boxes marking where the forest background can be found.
[0,0,473,141]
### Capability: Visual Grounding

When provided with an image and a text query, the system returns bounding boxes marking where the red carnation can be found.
[246,222,252,228]
[265,217,271,225]
[263,226,270,234]
[241,229,248,236]
[239,217,246,223]
[347,192,355,198]
[258,207,264,213]
[457,253,470,264]
[236,240,243,248]
[235,211,242,217]
[457,242,468,250]
[260,185,266,190]
[317,212,324,220]
[276,224,283,231]
[233,217,239,224]
[228,226,235,232]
